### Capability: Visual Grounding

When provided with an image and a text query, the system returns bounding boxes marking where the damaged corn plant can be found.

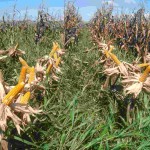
[89,1,150,127]
[64,2,82,48]
[90,2,150,61]
[0,42,64,147]
[93,39,150,124]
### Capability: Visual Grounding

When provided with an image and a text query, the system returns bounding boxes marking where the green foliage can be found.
[1,25,150,150]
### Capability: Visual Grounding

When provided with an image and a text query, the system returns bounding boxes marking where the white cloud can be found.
[102,0,119,7]
[124,0,136,4]
[144,13,150,18]
[75,0,101,7]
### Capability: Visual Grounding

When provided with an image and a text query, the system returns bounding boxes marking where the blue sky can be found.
[0,0,150,21]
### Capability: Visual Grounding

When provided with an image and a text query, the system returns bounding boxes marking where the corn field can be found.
[0,1,150,150]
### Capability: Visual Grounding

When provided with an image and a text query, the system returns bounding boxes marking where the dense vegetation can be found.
[0,2,150,150]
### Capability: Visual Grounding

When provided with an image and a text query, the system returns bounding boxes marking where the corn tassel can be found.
[28,67,35,84]
[19,57,29,68]
[138,63,149,68]
[139,66,150,82]
[20,92,31,104]
[2,82,25,105]
[18,66,27,83]
[108,52,121,65]
[55,57,61,67]
[46,64,53,74]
